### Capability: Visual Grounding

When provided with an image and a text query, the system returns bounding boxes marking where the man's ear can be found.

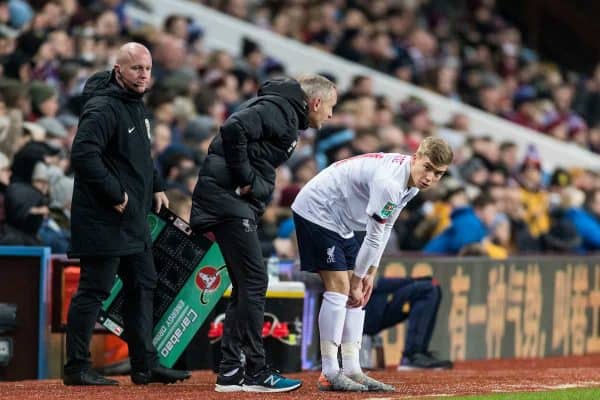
[311,96,322,112]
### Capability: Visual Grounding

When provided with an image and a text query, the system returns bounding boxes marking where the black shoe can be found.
[424,351,454,369]
[398,352,453,370]
[63,369,119,386]
[215,367,245,392]
[131,366,191,385]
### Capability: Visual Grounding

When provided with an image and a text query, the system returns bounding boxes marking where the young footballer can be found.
[291,136,453,391]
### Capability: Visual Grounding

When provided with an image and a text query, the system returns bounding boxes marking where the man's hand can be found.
[237,185,252,195]
[348,273,364,308]
[114,192,128,214]
[154,191,169,213]
[360,273,375,307]
[29,205,50,216]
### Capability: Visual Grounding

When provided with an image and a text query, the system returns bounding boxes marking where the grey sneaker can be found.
[346,372,395,392]
[317,370,368,392]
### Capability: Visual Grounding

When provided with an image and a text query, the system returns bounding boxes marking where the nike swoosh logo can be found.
[128,127,135,133]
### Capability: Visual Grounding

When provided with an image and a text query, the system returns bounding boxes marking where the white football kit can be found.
[292,153,419,277]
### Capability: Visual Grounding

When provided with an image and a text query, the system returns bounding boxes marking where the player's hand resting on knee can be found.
[348,274,364,307]
[360,274,375,307]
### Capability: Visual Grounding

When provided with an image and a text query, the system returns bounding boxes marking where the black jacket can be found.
[191,78,308,229]
[69,70,162,257]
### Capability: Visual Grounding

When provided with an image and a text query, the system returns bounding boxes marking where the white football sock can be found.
[319,291,348,377]
[341,307,365,375]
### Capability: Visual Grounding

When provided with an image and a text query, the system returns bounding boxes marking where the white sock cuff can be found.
[346,306,364,315]
[320,340,339,358]
[341,342,361,358]
[323,291,348,307]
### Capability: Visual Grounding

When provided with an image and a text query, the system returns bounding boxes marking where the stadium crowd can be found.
[209,0,600,151]
[0,0,600,261]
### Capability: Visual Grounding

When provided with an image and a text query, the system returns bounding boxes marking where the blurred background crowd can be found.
[1,0,600,260]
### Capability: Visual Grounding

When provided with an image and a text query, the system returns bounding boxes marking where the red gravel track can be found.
[2,355,600,399]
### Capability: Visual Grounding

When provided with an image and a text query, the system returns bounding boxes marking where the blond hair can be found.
[416,136,454,166]
[296,74,336,100]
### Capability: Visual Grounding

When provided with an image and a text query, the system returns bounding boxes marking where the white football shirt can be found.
[292,153,419,238]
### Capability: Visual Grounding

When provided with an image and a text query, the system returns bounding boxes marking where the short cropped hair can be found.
[297,74,336,100]
[416,136,454,166]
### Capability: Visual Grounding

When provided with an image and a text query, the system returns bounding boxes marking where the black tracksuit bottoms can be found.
[64,250,158,375]
[211,218,268,376]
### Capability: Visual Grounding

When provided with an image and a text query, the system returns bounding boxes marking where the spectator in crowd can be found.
[0,161,49,245]
[574,63,600,127]
[542,187,582,253]
[182,115,217,164]
[165,187,192,222]
[314,125,355,170]
[418,185,469,241]
[424,193,498,255]
[214,1,600,155]
[38,174,73,253]
[566,188,600,252]
[518,146,550,239]
[498,140,519,178]
[10,139,59,183]
[29,81,59,119]
[363,276,453,370]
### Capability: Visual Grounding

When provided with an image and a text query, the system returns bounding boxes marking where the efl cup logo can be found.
[196,266,224,304]
[196,266,221,291]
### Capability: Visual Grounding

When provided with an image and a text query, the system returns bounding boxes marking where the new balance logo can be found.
[264,374,281,386]
[326,246,335,264]
[128,127,135,133]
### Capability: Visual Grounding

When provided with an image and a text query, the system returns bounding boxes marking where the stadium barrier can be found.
[375,255,600,366]
[0,247,51,380]
[20,251,600,378]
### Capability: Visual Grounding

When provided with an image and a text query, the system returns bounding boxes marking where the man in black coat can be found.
[63,42,190,386]
[191,75,336,392]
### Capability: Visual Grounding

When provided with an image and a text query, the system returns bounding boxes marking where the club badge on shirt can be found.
[380,201,397,218]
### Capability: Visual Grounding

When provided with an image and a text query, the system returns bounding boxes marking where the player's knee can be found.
[321,273,350,294]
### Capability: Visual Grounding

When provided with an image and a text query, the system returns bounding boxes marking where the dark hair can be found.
[193,90,220,115]
[147,88,176,109]
[352,75,369,87]
[472,193,495,209]
[164,14,187,33]
[499,141,517,151]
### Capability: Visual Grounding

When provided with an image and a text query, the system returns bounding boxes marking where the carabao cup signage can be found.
[100,211,229,368]
[152,246,229,366]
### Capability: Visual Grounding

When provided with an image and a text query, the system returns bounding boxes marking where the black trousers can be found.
[64,250,158,375]
[212,218,268,376]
